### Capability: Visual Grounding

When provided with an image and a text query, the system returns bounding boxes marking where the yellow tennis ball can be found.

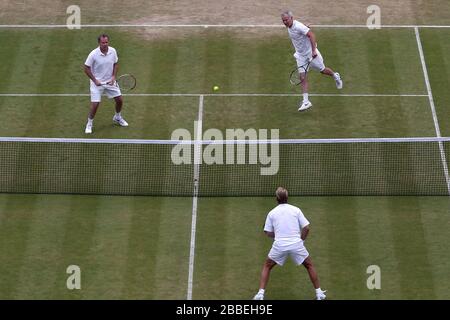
[213,85,219,91]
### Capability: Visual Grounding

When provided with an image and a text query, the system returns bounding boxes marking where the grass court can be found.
[1,8,450,299]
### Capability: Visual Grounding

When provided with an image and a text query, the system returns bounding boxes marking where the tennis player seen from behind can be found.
[282,11,343,112]
[84,34,128,134]
[253,187,327,301]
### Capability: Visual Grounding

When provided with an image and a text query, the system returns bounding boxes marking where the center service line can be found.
[187,95,203,300]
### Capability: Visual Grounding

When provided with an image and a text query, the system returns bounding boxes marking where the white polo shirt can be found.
[84,46,118,83]
[288,20,312,57]
[264,203,310,248]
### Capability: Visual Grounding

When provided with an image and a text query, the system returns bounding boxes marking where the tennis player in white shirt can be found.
[84,34,128,134]
[253,187,326,300]
[282,11,343,112]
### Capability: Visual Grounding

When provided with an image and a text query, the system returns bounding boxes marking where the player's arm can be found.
[306,30,318,58]
[263,215,275,238]
[300,225,310,241]
[264,231,275,238]
[84,65,101,86]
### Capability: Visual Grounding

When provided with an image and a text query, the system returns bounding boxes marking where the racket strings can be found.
[117,75,136,90]
[290,65,308,85]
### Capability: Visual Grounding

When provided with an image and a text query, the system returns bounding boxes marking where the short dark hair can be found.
[275,187,288,204]
[98,34,109,43]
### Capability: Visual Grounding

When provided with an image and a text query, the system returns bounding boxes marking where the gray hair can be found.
[275,187,288,204]
[281,11,293,18]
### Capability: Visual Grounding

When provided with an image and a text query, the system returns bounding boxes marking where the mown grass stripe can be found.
[122,197,163,299]
[353,197,402,299]
[193,197,273,299]
[50,195,101,299]
[0,31,23,92]
[322,197,365,299]
[387,197,436,299]
[0,195,38,299]
[79,196,134,299]
[417,197,450,299]
[12,195,72,299]
[153,199,191,299]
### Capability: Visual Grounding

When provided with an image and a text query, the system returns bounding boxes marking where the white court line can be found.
[415,27,450,194]
[0,24,450,28]
[0,93,428,97]
[187,95,203,300]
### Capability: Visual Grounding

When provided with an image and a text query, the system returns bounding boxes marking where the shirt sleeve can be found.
[84,51,94,67]
[263,213,274,232]
[113,48,119,63]
[295,22,310,36]
[297,209,310,229]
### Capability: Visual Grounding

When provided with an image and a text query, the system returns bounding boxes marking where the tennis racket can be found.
[289,57,313,86]
[101,74,137,91]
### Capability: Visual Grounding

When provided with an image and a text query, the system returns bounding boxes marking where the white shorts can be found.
[294,49,326,72]
[90,82,122,102]
[268,243,309,266]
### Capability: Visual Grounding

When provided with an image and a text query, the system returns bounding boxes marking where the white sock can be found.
[87,118,93,125]
[258,289,265,295]
[315,288,323,294]
[115,112,121,118]
[303,93,309,103]
[333,73,340,80]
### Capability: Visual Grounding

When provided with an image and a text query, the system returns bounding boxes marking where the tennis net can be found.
[0,137,449,196]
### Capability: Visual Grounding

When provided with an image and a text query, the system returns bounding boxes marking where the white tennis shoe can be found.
[113,116,129,127]
[253,292,264,300]
[298,101,313,112]
[85,122,92,134]
[316,289,327,300]
[334,73,343,89]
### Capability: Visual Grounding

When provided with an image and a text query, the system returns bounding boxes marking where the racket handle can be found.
[100,81,117,86]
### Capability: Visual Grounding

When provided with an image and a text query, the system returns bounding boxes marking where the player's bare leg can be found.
[85,102,100,134]
[88,102,100,119]
[253,258,277,300]
[321,67,343,89]
[114,95,123,113]
[259,258,277,290]
[300,73,309,93]
[321,67,335,77]
[302,256,320,288]
[303,256,327,300]
[298,73,312,111]
[113,95,128,127]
